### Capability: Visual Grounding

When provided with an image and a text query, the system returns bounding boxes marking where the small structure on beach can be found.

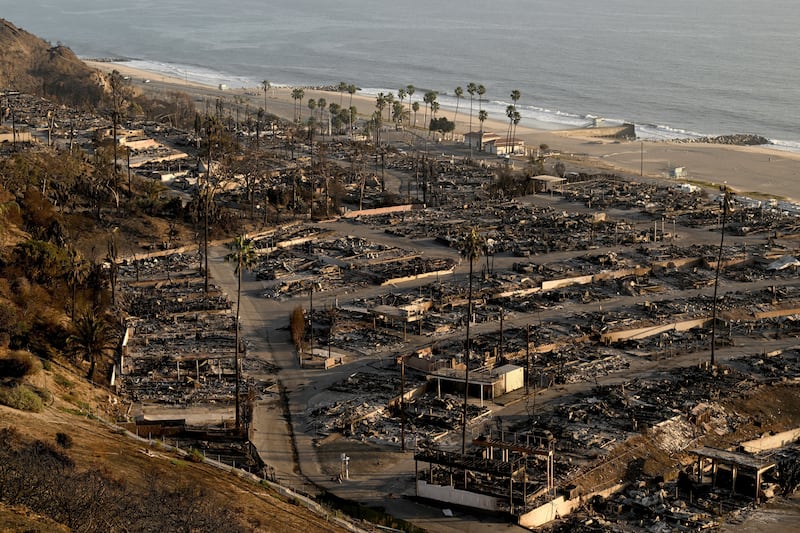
[669,166,687,178]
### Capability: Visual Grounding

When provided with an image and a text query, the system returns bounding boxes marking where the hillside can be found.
[0,363,349,532]
[0,19,103,107]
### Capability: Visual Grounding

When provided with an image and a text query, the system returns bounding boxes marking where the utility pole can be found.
[309,284,314,359]
[526,324,531,395]
[400,356,406,452]
[711,185,732,368]
[499,307,504,365]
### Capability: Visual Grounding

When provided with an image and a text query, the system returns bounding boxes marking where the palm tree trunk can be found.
[235,257,242,431]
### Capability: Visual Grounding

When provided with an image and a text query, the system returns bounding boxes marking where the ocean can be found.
[4,0,800,149]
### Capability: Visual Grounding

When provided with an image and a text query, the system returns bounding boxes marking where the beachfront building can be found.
[463,131,501,151]
[484,138,526,156]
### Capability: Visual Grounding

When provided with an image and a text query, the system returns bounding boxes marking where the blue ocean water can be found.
[4,0,799,148]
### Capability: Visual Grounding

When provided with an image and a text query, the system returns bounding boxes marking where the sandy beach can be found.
[88,60,800,202]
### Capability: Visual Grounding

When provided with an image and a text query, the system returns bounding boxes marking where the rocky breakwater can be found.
[680,133,771,146]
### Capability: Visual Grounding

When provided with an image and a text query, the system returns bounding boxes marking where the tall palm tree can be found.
[291,88,305,123]
[383,93,394,122]
[458,227,484,455]
[478,110,488,150]
[477,84,486,114]
[348,84,357,109]
[261,80,270,115]
[406,85,415,125]
[412,101,420,127]
[69,248,87,321]
[307,97,317,122]
[510,90,521,154]
[423,91,437,131]
[512,110,521,154]
[467,82,477,133]
[69,308,115,383]
[453,86,464,134]
[506,105,516,156]
[317,98,328,135]
[397,87,407,124]
[392,100,406,127]
[337,81,348,107]
[224,235,258,431]
[375,93,388,143]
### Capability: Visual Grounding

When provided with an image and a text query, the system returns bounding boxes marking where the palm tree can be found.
[467,82,477,133]
[478,110,488,150]
[69,308,115,383]
[349,105,357,136]
[397,87,407,124]
[477,84,486,114]
[512,110,521,154]
[375,93,388,143]
[69,248,87,321]
[423,91,437,131]
[348,84,357,109]
[453,86,464,134]
[406,85,415,125]
[291,88,305,122]
[261,80,270,115]
[337,81,348,107]
[510,90,521,153]
[392,100,406,128]
[457,227,485,455]
[383,93,394,122]
[307,97,317,123]
[317,97,327,124]
[224,235,258,431]
[506,105,516,156]
[412,101,420,127]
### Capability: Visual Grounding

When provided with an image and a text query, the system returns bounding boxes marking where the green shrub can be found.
[0,384,45,412]
[53,373,74,389]
[188,448,205,463]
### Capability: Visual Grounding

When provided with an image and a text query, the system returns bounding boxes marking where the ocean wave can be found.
[120,59,258,89]
[767,139,800,153]
[96,60,800,155]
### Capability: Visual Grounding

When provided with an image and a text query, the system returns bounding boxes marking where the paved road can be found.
[204,198,799,532]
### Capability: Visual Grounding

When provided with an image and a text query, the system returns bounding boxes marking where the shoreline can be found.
[87,60,800,202]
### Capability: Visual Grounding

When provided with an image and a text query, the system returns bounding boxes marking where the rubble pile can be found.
[562,178,704,213]
[117,253,271,406]
[305,370,487,445]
